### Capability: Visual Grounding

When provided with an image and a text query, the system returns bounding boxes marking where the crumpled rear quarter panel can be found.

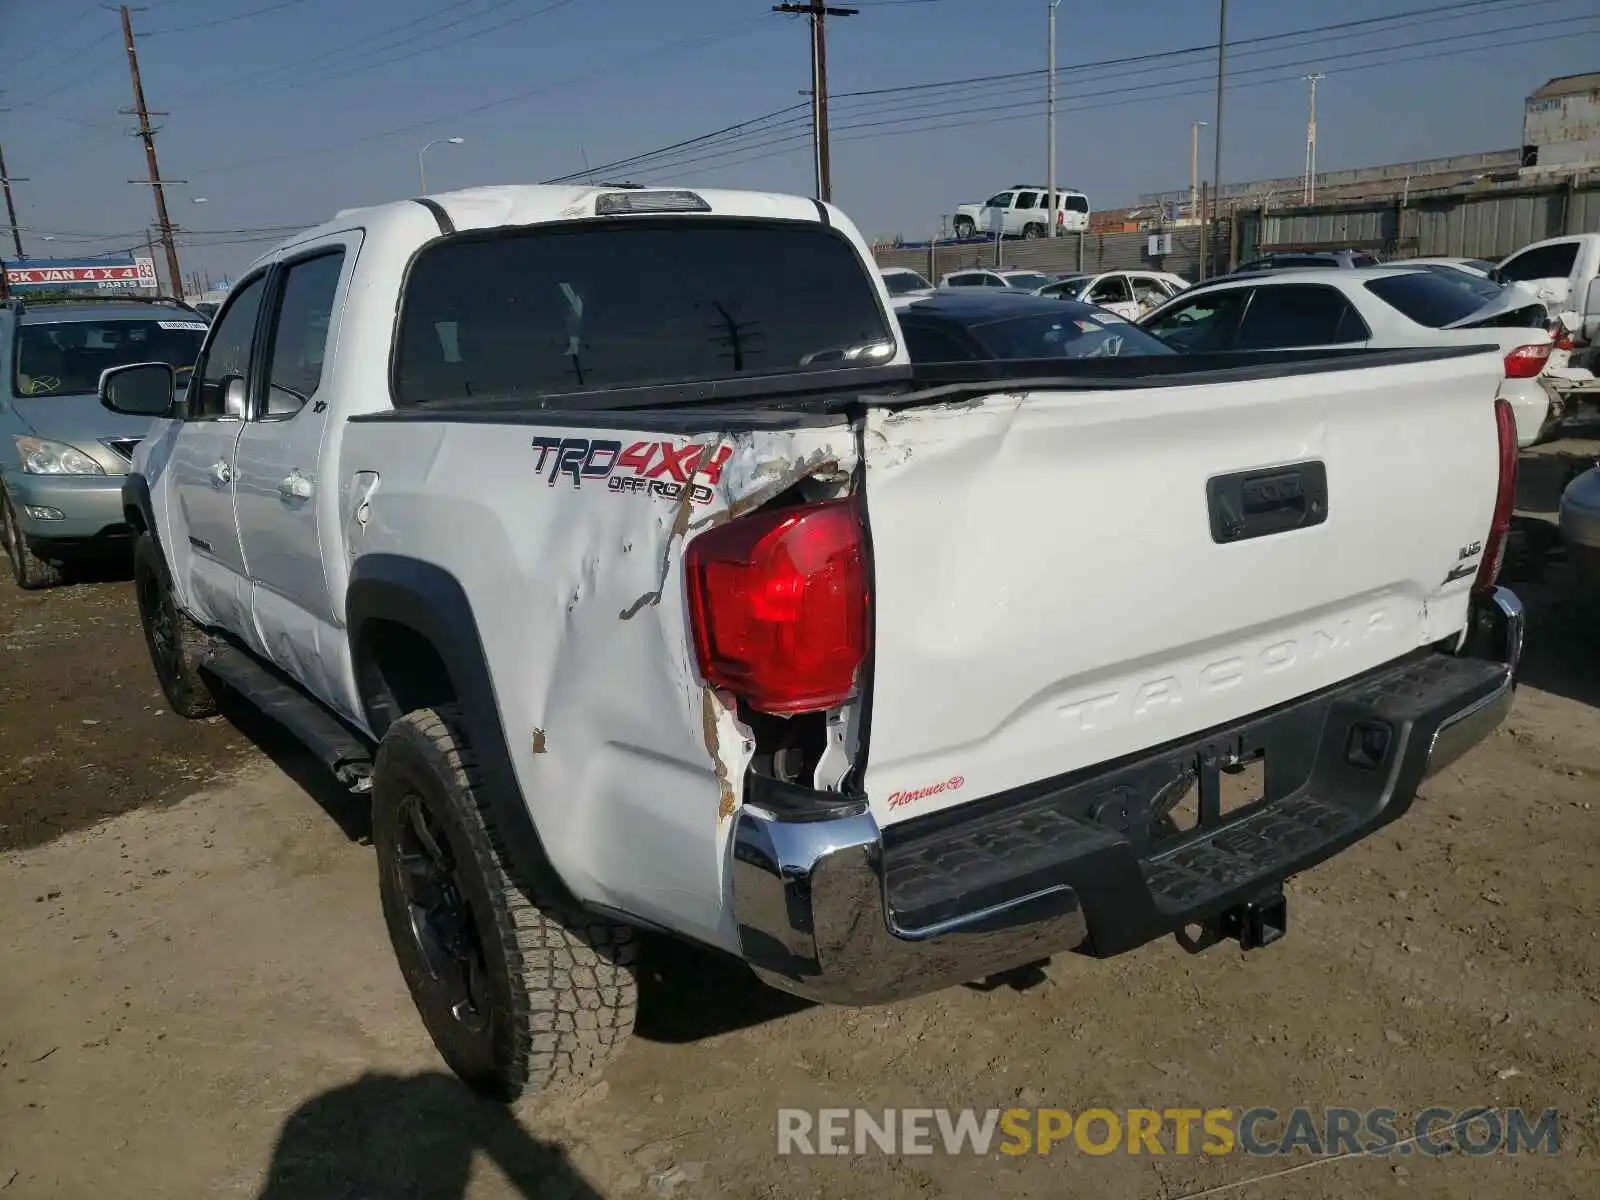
[342,416,857,951]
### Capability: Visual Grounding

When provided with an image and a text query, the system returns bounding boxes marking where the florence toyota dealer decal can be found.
[531,436,733,506]
[887,776,965,810]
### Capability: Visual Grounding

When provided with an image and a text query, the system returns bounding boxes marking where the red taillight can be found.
[1550,325,1575,351]
[1475,397,1519,593]
[1503,342,1550,378]
[685,498,869,714]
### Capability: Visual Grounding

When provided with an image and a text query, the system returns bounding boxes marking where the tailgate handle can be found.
[1207,461,1328,544]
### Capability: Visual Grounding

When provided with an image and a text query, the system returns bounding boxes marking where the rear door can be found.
[858,350,1505,823]
[166,271,268,643]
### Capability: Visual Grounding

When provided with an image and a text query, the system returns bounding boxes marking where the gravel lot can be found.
[2,448,1598,1199]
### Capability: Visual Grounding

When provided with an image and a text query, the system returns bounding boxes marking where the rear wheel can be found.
[1,490,63,591]
[953,216,975,239]
[373,706,639,1101]
[1023,222,1046,239]
[133,532,218,718]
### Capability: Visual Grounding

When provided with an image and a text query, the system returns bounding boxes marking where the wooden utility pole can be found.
[0,141,26,259]
[773,2,856,203]
[118,4,184,300]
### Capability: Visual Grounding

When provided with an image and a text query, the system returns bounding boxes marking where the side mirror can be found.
[1583,277,1600,344]
[99,361,176,417]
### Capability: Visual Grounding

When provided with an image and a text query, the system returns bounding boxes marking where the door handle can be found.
[278,471,314,500]
[210,461,231,486]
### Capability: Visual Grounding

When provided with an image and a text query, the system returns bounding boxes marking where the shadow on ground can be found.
[634,935,812,1043]
[256,1071,601,1199]
[216,691,373,843]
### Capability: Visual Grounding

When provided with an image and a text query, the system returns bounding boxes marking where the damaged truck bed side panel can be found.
[341,415,858,952]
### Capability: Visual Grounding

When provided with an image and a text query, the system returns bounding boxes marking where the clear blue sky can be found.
[2,0,1596,285]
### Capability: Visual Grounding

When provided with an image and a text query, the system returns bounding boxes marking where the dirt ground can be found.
[3,450,1599,1199]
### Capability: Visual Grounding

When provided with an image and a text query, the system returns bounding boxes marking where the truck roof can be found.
[255,183,837,273]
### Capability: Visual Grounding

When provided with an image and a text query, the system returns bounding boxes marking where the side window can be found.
[982,274,1007,288]
[984,192,1015,209]
[1064,195,1090,214]
[191,274,267,419]
[1233,285,1368,349]
[261,250,346,419]
[1498,242,1580,282]
[902,324,976,362]
[1090,276,1133,304]
[947,274,979,287]
[1014,191,1038,210]
[1144,289,1250,352]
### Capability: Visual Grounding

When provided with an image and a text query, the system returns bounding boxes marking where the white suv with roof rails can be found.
[952,186,1090,239]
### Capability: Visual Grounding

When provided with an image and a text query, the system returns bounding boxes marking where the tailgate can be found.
[859,351,1505,825]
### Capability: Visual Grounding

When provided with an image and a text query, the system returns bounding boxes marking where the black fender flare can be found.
[346,553,571,905]
[121,473,166,566]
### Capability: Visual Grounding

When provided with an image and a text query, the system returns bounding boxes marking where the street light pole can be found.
[1046,0,1061,237]
[1211,0,1228,266]
[418,136,465,193]
[1190,120,1206,222]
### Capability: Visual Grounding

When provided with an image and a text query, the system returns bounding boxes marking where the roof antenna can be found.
[579,146,597,186]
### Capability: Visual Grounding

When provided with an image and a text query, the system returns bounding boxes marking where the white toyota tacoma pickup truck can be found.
[100,183,1524,1102]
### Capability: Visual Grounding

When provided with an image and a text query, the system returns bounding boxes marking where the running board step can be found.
[200,643,374,790]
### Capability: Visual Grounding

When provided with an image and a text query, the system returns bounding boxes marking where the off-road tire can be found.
[2,489,63,590]
[133,532,218,718]
[953,217,975,238]
[372,705,639,1102]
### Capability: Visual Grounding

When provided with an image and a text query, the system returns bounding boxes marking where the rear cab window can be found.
[392,219,893,406]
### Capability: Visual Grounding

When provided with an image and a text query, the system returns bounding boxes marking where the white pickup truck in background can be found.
[101,183,1524,1102]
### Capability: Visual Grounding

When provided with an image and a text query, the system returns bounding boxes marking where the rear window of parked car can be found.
[393,221,892,406]
[1363,272,1501,328]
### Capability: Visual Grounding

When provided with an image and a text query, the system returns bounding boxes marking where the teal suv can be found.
[0,296,207,589]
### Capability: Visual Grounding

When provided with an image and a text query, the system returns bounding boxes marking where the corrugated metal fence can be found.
[1236,173,1600,262]
[872,223,1232,284]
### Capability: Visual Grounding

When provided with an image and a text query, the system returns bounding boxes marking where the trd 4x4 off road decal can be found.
[531,436,734,505]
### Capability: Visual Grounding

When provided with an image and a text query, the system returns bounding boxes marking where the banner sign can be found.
[0,256,159,292]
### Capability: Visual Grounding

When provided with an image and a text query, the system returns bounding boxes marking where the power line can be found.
[240,0,582,101]
[831,0,1541,99]
[144,0,315,36]
[591,15,1595,183]
[169,0,561,103]
[533,0,1553,186]
[194,15,783,180]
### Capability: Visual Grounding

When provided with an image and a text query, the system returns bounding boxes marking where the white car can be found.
[1395,257,1499,280]
[1036,270,1191,320]
[938,267,1056,291]
[1138,267,1557,446]
[878,266,936,300]
[97,183,1518,1104]
[952,186,1090,239]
